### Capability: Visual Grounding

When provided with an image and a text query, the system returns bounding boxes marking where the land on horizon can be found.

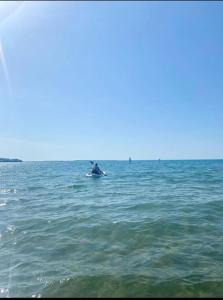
[0,158,23,162]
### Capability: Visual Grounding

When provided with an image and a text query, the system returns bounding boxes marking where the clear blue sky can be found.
[0,1,222,160]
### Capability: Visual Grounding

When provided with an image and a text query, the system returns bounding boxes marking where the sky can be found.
[0,1,222,161]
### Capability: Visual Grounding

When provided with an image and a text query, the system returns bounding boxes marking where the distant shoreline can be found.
[0,158,23,162]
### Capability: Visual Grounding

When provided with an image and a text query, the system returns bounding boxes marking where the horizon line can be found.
[17,158,223,162]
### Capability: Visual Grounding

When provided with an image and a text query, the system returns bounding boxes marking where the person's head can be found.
[95,163,98,166]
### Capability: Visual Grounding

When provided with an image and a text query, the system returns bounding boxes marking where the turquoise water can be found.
[1,160,223,297]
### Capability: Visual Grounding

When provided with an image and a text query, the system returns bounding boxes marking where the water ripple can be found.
[1,160,223,297]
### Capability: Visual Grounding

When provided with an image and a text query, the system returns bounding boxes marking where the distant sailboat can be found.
[129,157,132,162]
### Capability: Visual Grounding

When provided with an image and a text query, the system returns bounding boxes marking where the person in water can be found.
[91,162,103,175]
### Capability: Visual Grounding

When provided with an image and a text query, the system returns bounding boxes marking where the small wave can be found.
[31,294,41,298]
[125,202,158,211]
[66,184,86,189]
[6,224,16,234]
[0,188,16,194]
[27,186,45,191]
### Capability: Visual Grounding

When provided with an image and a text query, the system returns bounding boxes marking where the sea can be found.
[1,160,223,298]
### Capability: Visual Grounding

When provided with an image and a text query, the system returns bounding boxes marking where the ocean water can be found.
[1,160,223,298]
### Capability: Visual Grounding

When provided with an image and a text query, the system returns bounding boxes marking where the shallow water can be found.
[1,160,223,297]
